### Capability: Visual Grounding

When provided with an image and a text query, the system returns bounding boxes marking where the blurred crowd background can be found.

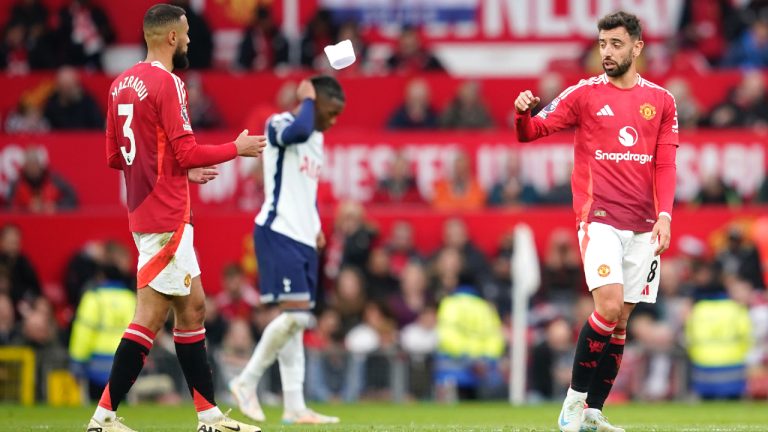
[1,0,768,408]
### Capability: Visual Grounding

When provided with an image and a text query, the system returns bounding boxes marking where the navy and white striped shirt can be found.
[255,102,323,248]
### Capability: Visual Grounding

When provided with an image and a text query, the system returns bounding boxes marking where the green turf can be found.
[2,401,766,431]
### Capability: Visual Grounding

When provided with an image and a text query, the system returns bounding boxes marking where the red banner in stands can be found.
[0,130,765,211]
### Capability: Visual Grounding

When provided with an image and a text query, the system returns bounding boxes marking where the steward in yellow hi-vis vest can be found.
[69,271,136,400]
[435,285,505,400]
[685,290,752,399]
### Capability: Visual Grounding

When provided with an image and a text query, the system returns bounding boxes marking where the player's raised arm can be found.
[152,73,264,167]
[170,131,266,169]
[514,83,582,142]
[271,79,317,146]
[514,90,540,114]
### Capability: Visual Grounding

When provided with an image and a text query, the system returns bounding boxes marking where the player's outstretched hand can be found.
[235,129,267,157]
[515,90,541,114]
[651,215,671,256]
[297,79,316,100]
[188,166,219,184]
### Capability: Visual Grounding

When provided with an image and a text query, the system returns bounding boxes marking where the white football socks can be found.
[239,313,296,385]
[197,406,224,423]
[279,330,307,413]
[567,387,588,400]
[93,406,116,424]
[238,311,313,387]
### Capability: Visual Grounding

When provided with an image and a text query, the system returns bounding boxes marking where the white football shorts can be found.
[577,221,660,303]
[132,223,201,296]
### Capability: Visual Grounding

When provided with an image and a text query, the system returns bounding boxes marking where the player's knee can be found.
[190,300,206,324]
[178,300,206,328]
[598,302,623,323]
[284,311,315,330]
[132,309,167,334]
[130,318,164,335]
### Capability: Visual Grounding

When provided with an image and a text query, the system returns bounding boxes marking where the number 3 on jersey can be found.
[118,103,136,165]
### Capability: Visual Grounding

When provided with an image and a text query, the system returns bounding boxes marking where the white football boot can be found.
[228,377,266,422]
[86,417,136,432]
[282,408,340,424]
[197,410,261,432]
[580,408,625,432]
[558,389,587,432]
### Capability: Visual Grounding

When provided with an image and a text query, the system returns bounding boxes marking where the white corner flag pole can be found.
[510,223,541,405]
[282,0,301,65]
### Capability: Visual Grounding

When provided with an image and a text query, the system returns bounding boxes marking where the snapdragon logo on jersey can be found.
[594,126,654,165]
[617,126,638,147]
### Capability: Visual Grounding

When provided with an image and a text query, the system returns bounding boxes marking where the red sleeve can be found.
[105,96,123,170]
[655,143,677,215]
[157,74,194,142]
[513,112,539,142]
[170,134,238,169]
[658,92,679,145]
[655,92,679,216]
[156,73,237,168]
[514,83,582,142]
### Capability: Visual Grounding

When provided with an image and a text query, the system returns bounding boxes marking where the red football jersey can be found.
[106,61,195,233]
[517,74,679,232]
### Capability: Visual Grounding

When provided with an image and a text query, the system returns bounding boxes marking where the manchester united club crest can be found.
[597,264,611,277]
[184,274,192,288]
[639,103,656,120]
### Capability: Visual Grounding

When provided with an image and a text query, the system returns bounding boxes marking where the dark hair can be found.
[310,75,345,102]
[143,4,185,31]
[597,11,642,40]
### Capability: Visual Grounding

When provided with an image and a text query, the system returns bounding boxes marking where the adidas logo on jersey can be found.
[596,104,614,116]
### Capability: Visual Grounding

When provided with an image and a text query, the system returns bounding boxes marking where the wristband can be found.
[658,212,672,221]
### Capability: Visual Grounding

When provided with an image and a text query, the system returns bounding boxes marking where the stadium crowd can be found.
[1,0,768,408]
[2,202,768,403]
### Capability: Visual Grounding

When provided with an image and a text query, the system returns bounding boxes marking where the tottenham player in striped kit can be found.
[229,76,345,424]
[514,11,678,432]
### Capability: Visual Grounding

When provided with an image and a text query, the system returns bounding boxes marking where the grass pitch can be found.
[2,401,767,431]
